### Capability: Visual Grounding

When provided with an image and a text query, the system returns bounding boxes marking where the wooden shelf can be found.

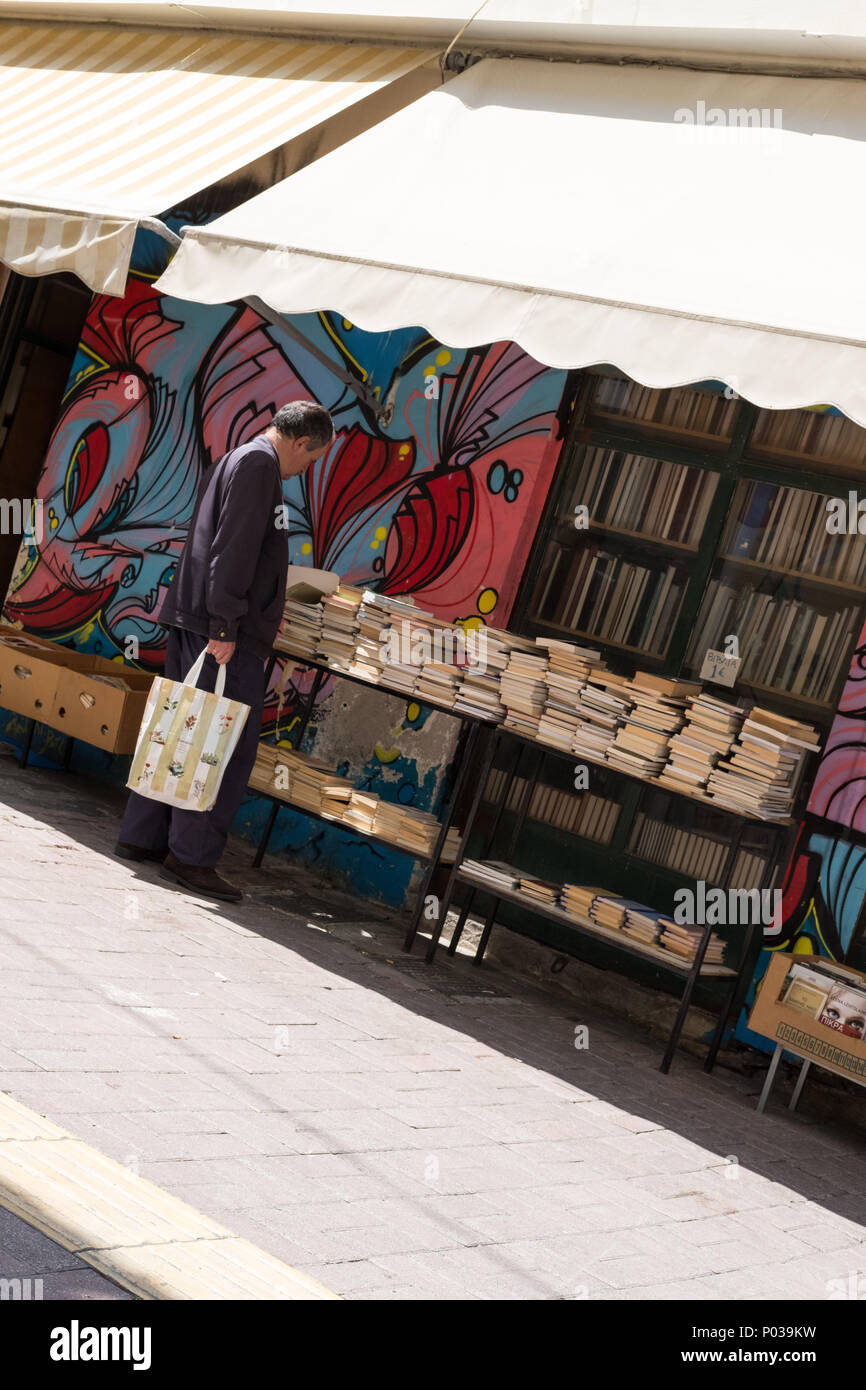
[529,616,668,662]
[554,519,699,556]
[457,868,736,978]
[724,678,835,716]
[747,441,866,479]
[589,408,732,450]
[717,554,866,599]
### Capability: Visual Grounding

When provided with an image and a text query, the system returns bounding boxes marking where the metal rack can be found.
[248,647,497,951]
[405,723,800,1073]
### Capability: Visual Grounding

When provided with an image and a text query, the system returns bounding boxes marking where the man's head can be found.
[265,401,334,479]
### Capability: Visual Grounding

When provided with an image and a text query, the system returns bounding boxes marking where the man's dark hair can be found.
[272,400,334,451]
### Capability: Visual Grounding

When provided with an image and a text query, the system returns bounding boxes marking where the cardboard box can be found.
[748,951,866,1086]
[0,626,76,721]
[0,625,153,755]
[52,662,153,754]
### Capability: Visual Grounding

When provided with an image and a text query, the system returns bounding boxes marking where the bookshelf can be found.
[519,370,866,721]
[440,368,866,1049]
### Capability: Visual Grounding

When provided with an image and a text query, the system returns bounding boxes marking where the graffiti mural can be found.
[5,277,565,664]
[807,618,866,832]
[1,266,567,901]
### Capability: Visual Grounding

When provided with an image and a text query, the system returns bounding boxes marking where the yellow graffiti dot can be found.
[407,703,420,722]
[398,444,410,456]
[460,616,483,632]
[477,588,497,615]
[374,526,387,540]
[342,318,353,331]
[370,540,379,551]
[792,933,813,954]
[436,350,451,366]
[423,365,435,377]
[50,513,58,531]
[300,542,312,554]
[375,743,400,763]
[277,737,295,749]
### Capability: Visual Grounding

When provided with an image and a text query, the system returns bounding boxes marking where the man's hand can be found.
[206,639,236,665]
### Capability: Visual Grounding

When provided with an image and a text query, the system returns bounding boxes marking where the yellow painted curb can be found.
[0,1092,339,1300]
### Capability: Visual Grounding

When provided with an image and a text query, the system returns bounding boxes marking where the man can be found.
[116,401,334,903]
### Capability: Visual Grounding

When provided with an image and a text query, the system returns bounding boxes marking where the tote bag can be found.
[126,649,250,812]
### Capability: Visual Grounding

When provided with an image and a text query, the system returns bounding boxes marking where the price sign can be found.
[699,648,740,687]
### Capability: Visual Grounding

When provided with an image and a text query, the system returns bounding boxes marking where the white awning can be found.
[0,19,435,295]
[156,57,866,423]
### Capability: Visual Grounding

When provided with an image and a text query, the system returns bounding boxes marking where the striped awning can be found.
[0,20,434,295]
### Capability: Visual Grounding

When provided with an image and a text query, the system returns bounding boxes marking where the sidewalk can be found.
[0,740,864,1301]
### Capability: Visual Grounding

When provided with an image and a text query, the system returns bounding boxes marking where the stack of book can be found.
[622,903,671,949]
[590,894,629,931]
[536,638,604,752]
[249,745,341,816]
[658,691,746,792]
[707,707,821,819]
[454,628,534,723]
[461,859,522,891]
[283,748,345,815]
[248,743,285,796]
[317,585,364,669]
[346,591,391,683]
[277,597,324,657]
[341,789,379,835]
[372,799,461,860]
[517,873,560,906]
[559,883,605,920]
[659,920,726,965]
[454,663,507,721]
[571,671,633,760]
[607,674,698,779]
[501,648,549,738]
[414,654,462,709]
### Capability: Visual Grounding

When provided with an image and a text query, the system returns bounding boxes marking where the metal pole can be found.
[755,1042,784,1114]
[789,1058,811,1111]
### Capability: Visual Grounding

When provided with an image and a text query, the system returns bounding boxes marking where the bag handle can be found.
[183,647,227,699]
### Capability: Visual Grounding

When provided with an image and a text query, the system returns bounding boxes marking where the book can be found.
[285,565,341,604]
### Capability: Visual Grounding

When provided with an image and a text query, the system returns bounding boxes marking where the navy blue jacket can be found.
[159,436,287,661]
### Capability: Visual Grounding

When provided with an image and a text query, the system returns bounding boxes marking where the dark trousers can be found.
[119,627,266,868]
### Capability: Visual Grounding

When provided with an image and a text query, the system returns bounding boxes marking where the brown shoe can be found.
[159,852,242,903]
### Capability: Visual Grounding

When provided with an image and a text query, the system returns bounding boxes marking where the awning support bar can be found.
[244,294,383,418]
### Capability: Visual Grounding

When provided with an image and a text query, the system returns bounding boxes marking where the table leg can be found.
[789,1058,811,1112]
[473,895,500,965]
[755,1042,784,1115]
[19,718,35,769]
[252,798,280,869]
[659,918,714,1075]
